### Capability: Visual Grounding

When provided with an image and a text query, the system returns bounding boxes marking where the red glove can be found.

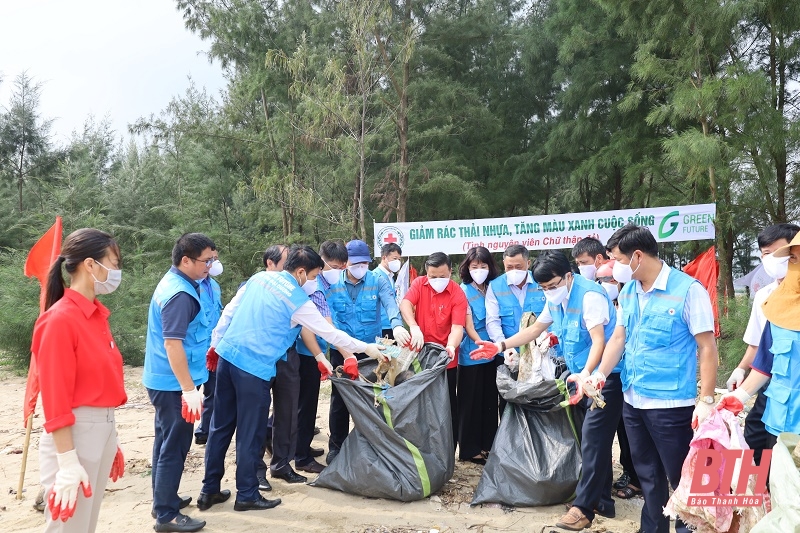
[548,333,559,347]
[206,347,220,372]
[318,360,332,381]
[181,389,203,424]
[470,340,499,360]
[565,374,585,405]
[343,357,359,380]
[109,446,124,482]
[716,395,744,416]
[48,483,92,522]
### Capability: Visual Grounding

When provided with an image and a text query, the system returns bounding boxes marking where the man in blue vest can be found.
[471,250,619,530]
[143,233,218,533]
[718,232,800,458]
[325,239,410,464]
[198,245,386,512]
[485,244,546,415]
[194,254,224,446]
[593,224,718,533]
[372,242,403,338]
[294,240,349,474]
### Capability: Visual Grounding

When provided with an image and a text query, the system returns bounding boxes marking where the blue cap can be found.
[346,240,372,263]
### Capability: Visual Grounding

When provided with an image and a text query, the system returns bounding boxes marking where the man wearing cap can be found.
[592,224,718,533]
[719,232,800,450]
[324,240,410,464]
[372,243,404,339]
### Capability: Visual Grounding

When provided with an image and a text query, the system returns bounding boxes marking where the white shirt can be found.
[742,281,778,346]
[210,281,368,355]
[485,272,535,342]
[537,289,610,330]
[621,262,715,409]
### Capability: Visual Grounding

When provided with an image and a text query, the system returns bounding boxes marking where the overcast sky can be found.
[0,0,227,145]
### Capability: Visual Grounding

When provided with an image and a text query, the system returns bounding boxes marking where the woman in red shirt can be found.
[32,228,127,532]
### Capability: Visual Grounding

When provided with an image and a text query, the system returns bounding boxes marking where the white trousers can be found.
[39,407,118,533]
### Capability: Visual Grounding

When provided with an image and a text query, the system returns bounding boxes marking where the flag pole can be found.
[17,413,34,500]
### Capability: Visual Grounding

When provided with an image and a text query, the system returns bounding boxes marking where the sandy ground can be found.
[0,366,644,533]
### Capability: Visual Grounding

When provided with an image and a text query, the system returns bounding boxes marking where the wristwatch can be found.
[701,395,714,404]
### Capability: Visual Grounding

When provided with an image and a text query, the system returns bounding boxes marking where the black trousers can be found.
[617,415,641,487]
[496,357,507,419]
[268,348,301,475]
[328,349,368,451]
[573,373,623,521]
[623,403,693,533]
[456,362,498,460]
[744,381,770,465]
[295,353,322,466]
[446,366,458,451]
[195,370,216,439]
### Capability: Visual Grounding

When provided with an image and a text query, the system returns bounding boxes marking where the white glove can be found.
[393,326,411,348]
[363,343,388,361]
[181,388,203,423]
[503,348,519,370]
[315,352,333,374]
[692,400,715,430]
[49,449,91,521]
[445,345,456,360]
[409,325,424,351]
[585,370,607,391]
[726,368,746,392]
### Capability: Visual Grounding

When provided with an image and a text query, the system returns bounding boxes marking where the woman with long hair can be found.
[457,246,500,464]
[32,228,127,532]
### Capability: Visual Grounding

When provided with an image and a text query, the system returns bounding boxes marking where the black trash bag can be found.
[310,343,455,502]
[471,364,581,507]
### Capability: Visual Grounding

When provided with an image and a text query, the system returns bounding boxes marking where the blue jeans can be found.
[147,388,194,523]
[202,357,272,502]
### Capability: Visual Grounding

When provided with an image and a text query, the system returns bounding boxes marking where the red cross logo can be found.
[383,233,398,244]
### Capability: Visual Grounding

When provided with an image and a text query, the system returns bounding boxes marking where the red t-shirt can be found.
[403,276,468,369]
[31,288,127,433]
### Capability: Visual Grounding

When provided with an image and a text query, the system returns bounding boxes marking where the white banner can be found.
[374,203,716,257]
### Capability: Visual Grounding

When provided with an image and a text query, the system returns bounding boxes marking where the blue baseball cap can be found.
[346,240,372,263]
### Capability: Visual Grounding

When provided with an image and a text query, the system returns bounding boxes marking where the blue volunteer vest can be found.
[216,271,309,381]
[489,273,547,338]
[200,277,223,331]
[143,269,210,391]
[295,287,330,358]
[618,267,698,400]
[327,270,384,342]
[762,324,800,436]
[547,274,618,375]
[460,283,492,366]
[372,266,394,331]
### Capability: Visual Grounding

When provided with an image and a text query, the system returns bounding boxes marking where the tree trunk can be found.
[396,0,411,223]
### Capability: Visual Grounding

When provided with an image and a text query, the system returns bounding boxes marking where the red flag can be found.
[22,216,63,424]
[683,245,720,337]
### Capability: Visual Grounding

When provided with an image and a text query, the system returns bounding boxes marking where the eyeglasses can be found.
[191,257,215,267]
[540,276,564,291]
[597,276,614,283]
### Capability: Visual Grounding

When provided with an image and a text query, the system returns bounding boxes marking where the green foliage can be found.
[717,295,753,387]
[0,251,39,370]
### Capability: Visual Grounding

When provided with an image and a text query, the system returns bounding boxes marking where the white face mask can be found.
[612,254,640,284]
[208,260,223,277]
[602,282,619,301]
[762,252,789,280]
[302,277,318,296]
[322,268,342,285]
[387,259,402,273]
[428,277,450,293]
[348,264,369,280]
[93,261,122,295]
[470,268,489,285]
[544,284,569,305]
[506,269,528,286]
[578,264,597,281]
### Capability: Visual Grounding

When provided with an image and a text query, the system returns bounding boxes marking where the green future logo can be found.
[658,210,680,238]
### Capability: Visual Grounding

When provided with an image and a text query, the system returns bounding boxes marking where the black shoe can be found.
[257,476,272,491]
[295,460,325,474]
[313,426,321,435]
[264,438,273,457]
[310,446,324,458]
[595,505,616,519]
[271,468,307,484]
[194,434,207,446]
[152,496,193,519]
[196,490,231,511]
[326,448,340,465]
[153,513,206,532]
[233,496,282,511]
